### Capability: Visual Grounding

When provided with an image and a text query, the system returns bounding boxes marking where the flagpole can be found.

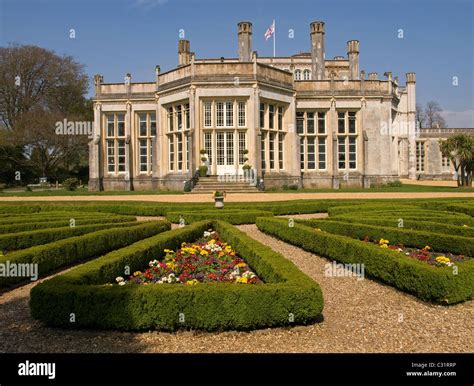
[273,19,276,57]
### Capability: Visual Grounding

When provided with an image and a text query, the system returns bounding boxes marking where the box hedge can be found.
[256,217,474,304]
[0,214,136,234]
[30,220,323,331]
[322,216,474,238]
[0,220,170,288]
[298,219,474,256]
[0,221,139,252]
[165,210,273,224]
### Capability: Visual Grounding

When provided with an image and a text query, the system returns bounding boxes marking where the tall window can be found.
[225,101,233,127]
[238,132,246,165]
[269,105,275,129]
[137,112,156,173]
[204,102,212,127]
[238,101,246,127]
[278,133,284,169]
[297,111,327,171]
[337,111,358,170]
[167,102,190,172]
[261,133,266,170]
[416,141,425,172]
[259,103,265,128]
[303,69,311,80]
[204,132,213,165]
[269,132,275,169]
[105,113,126,174]
[216,102,224,127]
[294,69,302,80]
[278,106,283,130]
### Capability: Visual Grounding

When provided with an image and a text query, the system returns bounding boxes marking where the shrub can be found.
[298,219,474,256]
[256,217,474,304]
[0,214,136,234]
[0,220,171,288]
[198,165,208,177]
[323,216,474,238]
[0,221,138,252]
[62,178,80,191]
[165,210,273,225]
[30,221,323,331]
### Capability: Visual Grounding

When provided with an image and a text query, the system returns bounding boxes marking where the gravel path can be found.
[0,225,472,353]
[0,192,473,203]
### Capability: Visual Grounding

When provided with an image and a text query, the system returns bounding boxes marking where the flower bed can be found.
[117,230,261,285]
[371,237,470,267]
[30,220,323,331]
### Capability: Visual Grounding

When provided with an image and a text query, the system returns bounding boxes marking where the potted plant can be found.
[200,149,207,155]
[199,165,208,177]
[213,190,226,208]
[201,156,207,162]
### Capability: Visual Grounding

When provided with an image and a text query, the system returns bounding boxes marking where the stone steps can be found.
[189,175,260,194]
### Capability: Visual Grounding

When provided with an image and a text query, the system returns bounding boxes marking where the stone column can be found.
[125,101,132,190]
[252,84,260,176]
[89,102,102,191]
[406,73,417,179]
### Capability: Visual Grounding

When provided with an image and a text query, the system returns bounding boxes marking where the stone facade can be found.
[89,20,426,191]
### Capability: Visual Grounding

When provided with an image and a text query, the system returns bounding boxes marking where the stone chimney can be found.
[368,72,378,80]
[238,22,252,62]
[310,21,325,80]
[178,39,191,66]
[347,40,360,80]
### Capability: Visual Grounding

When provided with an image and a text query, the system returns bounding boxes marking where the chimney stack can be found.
[178,39,191,66]
[347,40,360,80]
[368,72,378,81]
[238,22,252,62]
[310,21,325,80]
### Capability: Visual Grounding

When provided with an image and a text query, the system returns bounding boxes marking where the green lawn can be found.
[266,185,474,193]
[0,187,184,196]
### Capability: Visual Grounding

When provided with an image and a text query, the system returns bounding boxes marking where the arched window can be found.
[294,69,302,80]
[303,69,311,80]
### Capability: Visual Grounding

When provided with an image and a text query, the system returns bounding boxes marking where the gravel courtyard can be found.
[0,222,472,354]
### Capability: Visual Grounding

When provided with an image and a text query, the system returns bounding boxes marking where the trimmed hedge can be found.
[0,215,136,234]
[30,220,323,331]
[322,216,474,238]
[0,220,170,288]
[298,219,474,256]
[165,210,273,224]
[256,217,474,304]
[0,211,123,225]
[0,221,139,252]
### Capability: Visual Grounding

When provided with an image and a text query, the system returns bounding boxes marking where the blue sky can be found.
[1,0,473,126]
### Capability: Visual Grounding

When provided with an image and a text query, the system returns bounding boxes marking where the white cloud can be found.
[440,109,474,128]
[134,0,168,9]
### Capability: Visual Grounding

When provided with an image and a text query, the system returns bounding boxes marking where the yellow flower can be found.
[462,225,469,228]
[200,250,209,255]
[185,279,198,285]
[379,239,389,245]
[164,249,174,254]
[236,277,248,284]
[133,271,142,277]
[380,244,389,249]
[315,228,322,232]
[237,262,247,268]
[208,239,216,245]
[424,246,431,250]
[435,256,450,264]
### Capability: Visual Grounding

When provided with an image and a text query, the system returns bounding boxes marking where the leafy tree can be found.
[439,134,474,187]
[0,44,90,185]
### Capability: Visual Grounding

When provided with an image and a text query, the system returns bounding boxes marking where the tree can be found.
[439,134,474,187]
[425,101,446,128]
[0,44,90,185]
[416,103,426,129]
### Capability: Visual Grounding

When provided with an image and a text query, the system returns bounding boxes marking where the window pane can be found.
[261,133,266,170]
[226,132,233,166]
[225,101,233,127]
[307,137,315,169]
[349,137,356,169]
[117,140,126,172]
[338,136,346,169]
[216,102,224,127]
[259,103,265,128]
[238,101,246,127]
[296,112,304,134]
[177,105,182,131]
[107,114,114,137]
[338,112,345,134]
[269,105,274,129]
[318,112,325,134]
[278,133,284,169]
[348,112,356,134]
[139,113,147,136]
[217,132,225,165]
[204,102,212,127]
[168,107,174,132]
[238,132,246,164]
[117,114,125,137]
[269,132,275,169]
[150,113,156,136]
[185,104,190,129]
[278,106,283,130]
[318,137,326,169]
[204,132,212,165]
[177,133,183,170]
[169,136,174,170]
[300,137,305,170]
[307,112,315,134]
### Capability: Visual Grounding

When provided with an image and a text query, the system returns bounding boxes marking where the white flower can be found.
[118,281,126,286]
[116,276,124,283]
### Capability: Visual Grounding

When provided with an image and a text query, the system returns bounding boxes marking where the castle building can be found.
[89,20,423,191]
